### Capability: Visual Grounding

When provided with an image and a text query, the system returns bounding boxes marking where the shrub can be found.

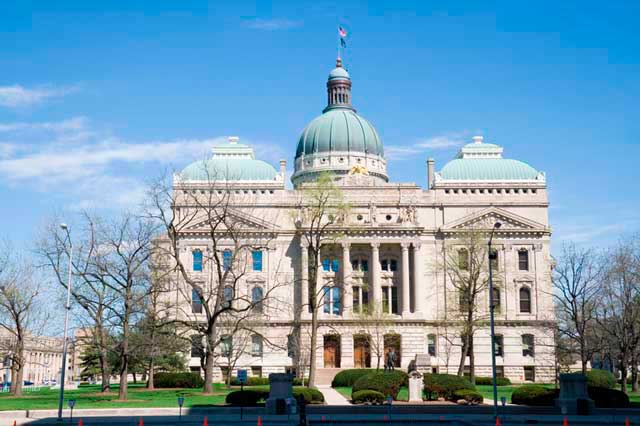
[511,385,559,406]
[585,370,616,389]
[230,376,270,386]
[225,389,269,406]
[352,371,408,400]
[292,377,309,386]
[588,386,629,408]
[154,372,204,389]
[292,387,325,404]
[331,369,372,387]
[474,376,512,386]
[352,390,386,404]
[423,374,475,401]
[453,389,484,404]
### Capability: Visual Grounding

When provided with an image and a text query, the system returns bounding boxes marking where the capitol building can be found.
[165,57,555,385]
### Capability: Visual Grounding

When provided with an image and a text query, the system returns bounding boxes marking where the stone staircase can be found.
[314,368,343,386]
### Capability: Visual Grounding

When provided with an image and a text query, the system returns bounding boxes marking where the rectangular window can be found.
[390,259,398,272]
[490,249,499,271]
[190,335,204,358]
[322,258,330,272]
[496,366,504,378]
[252,250,263,272]
[191,289,203,314]
[221,335,232,357]
[287,335,295,358]
[492,286,501,313]
[223,250,232,271]
[332,286,341,315]
[381,259,388,271]
[353,286,360,310]
[323,286,330,313]
[331,259,339,272]
[193,251,203,272]
[427,334,437,357]
[361,260,368,272]
[522,335,535,357]
[524,366,535,382]
[494,335,504,357]
[382,287,389,313]
[391,286,398,314]
[251,366,263,378]
[518,250,529,271]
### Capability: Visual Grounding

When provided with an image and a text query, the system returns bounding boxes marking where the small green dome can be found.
[179,137,279,182]
[295,109,383,157]
[439,158,540,180]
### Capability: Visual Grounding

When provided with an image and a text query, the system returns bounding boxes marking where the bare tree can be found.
[145,170,284,394]
[597,238,640,393]
[293,172,348,387]
[441,228,498,382]
[552,243,603,374]
[352,308,394,370]
[0,244,46,396]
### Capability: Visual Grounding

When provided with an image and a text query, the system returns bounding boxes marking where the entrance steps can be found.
[314,368,343,386]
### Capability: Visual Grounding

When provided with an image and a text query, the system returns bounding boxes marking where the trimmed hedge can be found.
[225,389,269,406]
[474,376,512,386]
[154,372,204,389]
[352,371,408,400]
[423,374,475,401]
[229,376,270,386]
[453,389,484,404]
[588,386,629,408]
[586,370,616,389]
[511,385,558,406]
[292,377,309,386]
[352,390,386,404]
[293,387,325,404]
[331,369,372,387]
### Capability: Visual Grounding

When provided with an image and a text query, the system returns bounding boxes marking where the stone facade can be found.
[163,58,556,384]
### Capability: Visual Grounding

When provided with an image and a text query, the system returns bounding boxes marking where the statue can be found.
[348,164,369,175]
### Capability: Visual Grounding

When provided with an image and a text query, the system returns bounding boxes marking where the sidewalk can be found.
[316,385,351,406]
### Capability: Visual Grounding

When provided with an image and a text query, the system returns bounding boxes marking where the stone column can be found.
[370,242,381,312]
[401,242,411,317]
[300,240,309,317]
[342,241,353,316]
[413,241,426,316]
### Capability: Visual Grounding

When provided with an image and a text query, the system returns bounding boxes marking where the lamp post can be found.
[57,223,73,421]
[488,221,501,418]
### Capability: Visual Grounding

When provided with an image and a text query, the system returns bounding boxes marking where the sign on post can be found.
[238,369,248,384]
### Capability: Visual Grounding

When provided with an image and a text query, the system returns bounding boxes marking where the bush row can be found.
[352,371,408,400]
[453,389,484,404]
[510,384,629,408]
[423,374,475,401]
[474,376,512,386]
[153,372,204,389]
[352,390,386,404]
[225,387,324,406]
[227,376,308,386]
[332,369,372,387]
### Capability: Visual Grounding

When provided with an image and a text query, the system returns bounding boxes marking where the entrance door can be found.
[353,335,371,368]
[323,335,341,368]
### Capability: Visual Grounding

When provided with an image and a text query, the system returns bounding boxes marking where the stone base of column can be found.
[402,310,411,318]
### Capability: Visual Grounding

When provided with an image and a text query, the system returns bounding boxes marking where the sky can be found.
[0,0,639,251]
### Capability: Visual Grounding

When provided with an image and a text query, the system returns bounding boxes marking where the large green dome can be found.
[295,109,383,157]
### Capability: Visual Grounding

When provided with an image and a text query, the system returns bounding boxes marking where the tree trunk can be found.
[457,334,470,377]
[469,336,475,384]
[9,362,17,395]
[632,362,639,393]
[14,362,24,397]
[98,330,111,392]
[620,362,628,394]
[146,359,155,390]
[307,260,319,388]
[202,333,215,394]
[118,334,129,400]
[132,372,137,384]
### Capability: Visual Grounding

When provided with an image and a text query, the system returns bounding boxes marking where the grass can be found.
[0,383,262,411]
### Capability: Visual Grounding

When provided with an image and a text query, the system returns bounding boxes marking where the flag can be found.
[340,38,346,48]
[339,26,347,37]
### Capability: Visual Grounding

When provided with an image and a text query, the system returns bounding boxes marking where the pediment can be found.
[441,207,547,233]
[182,209,280,233]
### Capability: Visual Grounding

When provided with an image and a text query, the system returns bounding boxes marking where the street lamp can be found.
[57,223,73,422]
[488,221,501,418]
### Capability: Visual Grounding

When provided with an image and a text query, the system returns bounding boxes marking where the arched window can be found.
[519,287,532,313]
[522,334,535,357]
[351,258,369,272]
[223,286,233,309]
[380,258,398,272]
[251,335,263,357]
[458,249,469,270]
[252,286,264,312]
[518,249,529,271]
[193,250,203,272]
[222,250,232,271]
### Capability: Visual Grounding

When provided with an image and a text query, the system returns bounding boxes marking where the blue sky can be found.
[1,0,638,250]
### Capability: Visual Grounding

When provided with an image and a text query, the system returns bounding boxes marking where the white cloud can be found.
[385,134,466,160]
[0,116,88,133]
[0,85,79,108]
[243,18,302,31]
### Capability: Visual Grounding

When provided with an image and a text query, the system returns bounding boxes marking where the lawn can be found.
[0,383,259,411]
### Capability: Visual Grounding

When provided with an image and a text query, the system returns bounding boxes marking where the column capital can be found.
[370,241,380,249]
[400,241,411,250]
[412,241,422,250]
[341,240,351,249]
[300,239,309,249]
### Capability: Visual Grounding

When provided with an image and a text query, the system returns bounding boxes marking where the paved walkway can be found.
[316,385,351,406]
